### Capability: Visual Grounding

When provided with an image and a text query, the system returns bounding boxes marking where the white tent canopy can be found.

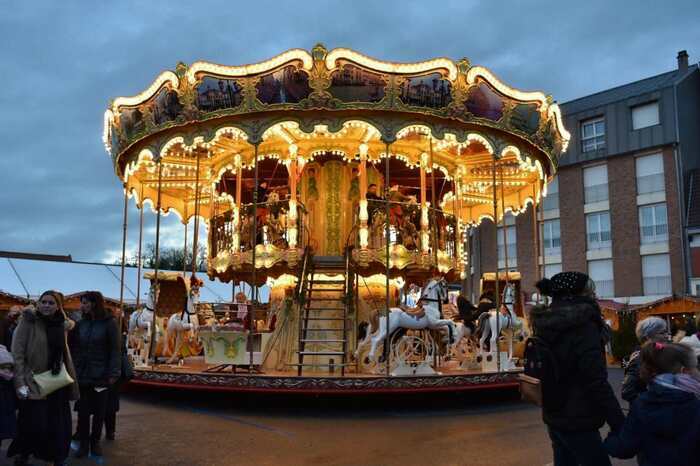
[0,258,269,304]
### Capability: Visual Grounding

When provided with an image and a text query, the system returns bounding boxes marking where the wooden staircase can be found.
[295,254,353,376]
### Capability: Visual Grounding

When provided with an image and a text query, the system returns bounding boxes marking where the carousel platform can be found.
[129,359,521,394]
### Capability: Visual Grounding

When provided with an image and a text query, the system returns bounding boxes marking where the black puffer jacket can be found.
[531,295,624,432]
[72,315,120,386]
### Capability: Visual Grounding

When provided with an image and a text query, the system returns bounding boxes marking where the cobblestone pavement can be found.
[1,369,636,466]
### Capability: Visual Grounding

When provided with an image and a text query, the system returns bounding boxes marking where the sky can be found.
[1,0,699,266]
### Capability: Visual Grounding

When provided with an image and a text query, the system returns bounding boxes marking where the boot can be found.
[74,444,89,458]
[90,439,103,457]
[105,430,115,441]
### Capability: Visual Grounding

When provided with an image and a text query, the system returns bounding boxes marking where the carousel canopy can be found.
[103,44,569,227]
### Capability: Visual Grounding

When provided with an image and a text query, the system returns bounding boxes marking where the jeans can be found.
[77,386,108,446]
[547,426,612,466]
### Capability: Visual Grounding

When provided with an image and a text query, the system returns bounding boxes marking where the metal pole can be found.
[384,141,391,376]
[429,137,438,267]
[118,184,129,316]
[182,219,188,275]
[532,183,541,302]
[250,143,259,370]
[500,167,510,286]
[149,161,163,365]
[135,185,145,309]
[537,179,545,282]
[492,156,501,372]
[192,151,202,275]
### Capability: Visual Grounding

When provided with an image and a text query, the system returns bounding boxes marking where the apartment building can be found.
[466,51,700,305]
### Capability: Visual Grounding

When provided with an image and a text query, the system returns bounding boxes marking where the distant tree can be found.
[121,243,206,272]
[611,309,638,362]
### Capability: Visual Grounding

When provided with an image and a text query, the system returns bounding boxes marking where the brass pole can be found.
[500,167,510,286]
[192,151,202,275]
[118,184,129,338]
[492,156,500,372]
[532,183,541,302]
[429,137,438,267]
[384,141,391,376]
[118,184,129,313]
[182,216,188,275]
[135,185,145,309]
[149,161,163,365]
[250,143,259,370]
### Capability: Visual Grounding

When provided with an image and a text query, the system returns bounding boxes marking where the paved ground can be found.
[1,369,635,466]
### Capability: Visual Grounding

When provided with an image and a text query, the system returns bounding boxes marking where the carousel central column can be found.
[419,152,430,255]
[358,143,369,249]
[286,144,298,249]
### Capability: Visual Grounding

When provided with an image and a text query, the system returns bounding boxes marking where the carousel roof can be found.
[103,44,569,227]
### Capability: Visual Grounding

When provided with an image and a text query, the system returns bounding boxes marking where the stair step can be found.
[311,280,346,284]
[305,317,345,321]
[301,339,346,343]
[309,288,344,292]
[307,307,345,311]
[287,363,352,367]
[297,351,345,356]
[301,328,344,332]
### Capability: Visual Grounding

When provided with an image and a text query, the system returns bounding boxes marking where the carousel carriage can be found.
[107,44,568,393]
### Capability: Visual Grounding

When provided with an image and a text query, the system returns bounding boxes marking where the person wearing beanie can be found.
[531,271,624,466]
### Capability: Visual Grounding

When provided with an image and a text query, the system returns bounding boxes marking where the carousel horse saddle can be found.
[400,305,425,319]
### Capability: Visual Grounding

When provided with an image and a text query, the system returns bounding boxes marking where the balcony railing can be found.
[637,173,665,195]
[584,183,609,204]
[643,276,672,296]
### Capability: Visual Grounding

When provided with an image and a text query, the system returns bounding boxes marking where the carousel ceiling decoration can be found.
[103,44,569,226]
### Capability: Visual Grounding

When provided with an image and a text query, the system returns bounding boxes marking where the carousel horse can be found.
[355,277,457,364]
[165,275,203,364]
[475,283,525,358]
[128,281,159,365]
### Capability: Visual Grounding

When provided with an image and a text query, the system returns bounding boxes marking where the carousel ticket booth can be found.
[106,44,569,393]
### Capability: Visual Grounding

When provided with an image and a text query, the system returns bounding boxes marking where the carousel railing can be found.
[209,199,308,264]
[351,199,460,272]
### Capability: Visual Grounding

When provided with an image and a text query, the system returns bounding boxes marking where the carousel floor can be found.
[131,357,522,394]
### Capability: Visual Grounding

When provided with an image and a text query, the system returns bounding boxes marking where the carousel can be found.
[105,44,569,393]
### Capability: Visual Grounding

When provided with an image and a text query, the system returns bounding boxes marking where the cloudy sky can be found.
[1,0,699,264]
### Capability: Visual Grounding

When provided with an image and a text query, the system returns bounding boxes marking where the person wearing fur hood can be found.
[0,344,17,447]
[8,291,78,466]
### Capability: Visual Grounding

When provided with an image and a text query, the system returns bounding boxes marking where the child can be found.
[605,341,700,465]
[0,344,17,448]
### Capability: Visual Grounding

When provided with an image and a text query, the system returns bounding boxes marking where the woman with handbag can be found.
[72,291,120,458]
[9,290,79,466]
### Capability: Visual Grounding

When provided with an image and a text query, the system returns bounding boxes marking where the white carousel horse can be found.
[165,276,202,364]
[355,277,457,364]
[128,281,159,365]
[476,283,525,361]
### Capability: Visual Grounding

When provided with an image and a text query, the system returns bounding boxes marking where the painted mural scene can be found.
[2,2,700,466]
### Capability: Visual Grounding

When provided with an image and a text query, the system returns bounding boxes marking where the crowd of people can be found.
[530,271,700,466]
[0,290,128,466]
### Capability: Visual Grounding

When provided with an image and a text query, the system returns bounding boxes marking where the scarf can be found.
[37,311,66,375]
[653,373,700,398]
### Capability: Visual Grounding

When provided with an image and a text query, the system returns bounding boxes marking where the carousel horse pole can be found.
[166,276,201,364]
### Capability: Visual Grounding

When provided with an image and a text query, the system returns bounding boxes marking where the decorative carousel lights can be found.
[105,44,569,392]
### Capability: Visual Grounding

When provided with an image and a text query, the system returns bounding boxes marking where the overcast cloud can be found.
[1,0,699,263]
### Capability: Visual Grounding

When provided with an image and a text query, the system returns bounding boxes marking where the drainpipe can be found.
[673,79,688,294]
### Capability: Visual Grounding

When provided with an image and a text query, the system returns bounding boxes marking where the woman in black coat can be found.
[72,292,119,458]
[531,272,624,466]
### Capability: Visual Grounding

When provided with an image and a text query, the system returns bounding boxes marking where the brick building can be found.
[467,51,700,305]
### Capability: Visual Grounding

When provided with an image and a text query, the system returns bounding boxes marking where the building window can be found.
[639,203,668,244]
[589,259,614,298]
[635,153,665,195]
[583,164,609,204]
[642,254,672,296]
[581,117,605,152]
[541,219,561,256]
[543,176,559,211]
[632,102,660,130]
[544,263,562,279]
[586,211,612,250]
[497,225,517,267]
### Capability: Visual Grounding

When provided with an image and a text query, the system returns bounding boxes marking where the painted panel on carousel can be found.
[118,107,145,142]
[510,103,540,135]
[465,82,505,121]
[329,64,386,103]
[196,77,244,111]
[152,87,183,125]
[398,73,452,109]
[255,65,311,104]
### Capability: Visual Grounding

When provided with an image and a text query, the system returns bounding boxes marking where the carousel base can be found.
[129,358,522,394]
